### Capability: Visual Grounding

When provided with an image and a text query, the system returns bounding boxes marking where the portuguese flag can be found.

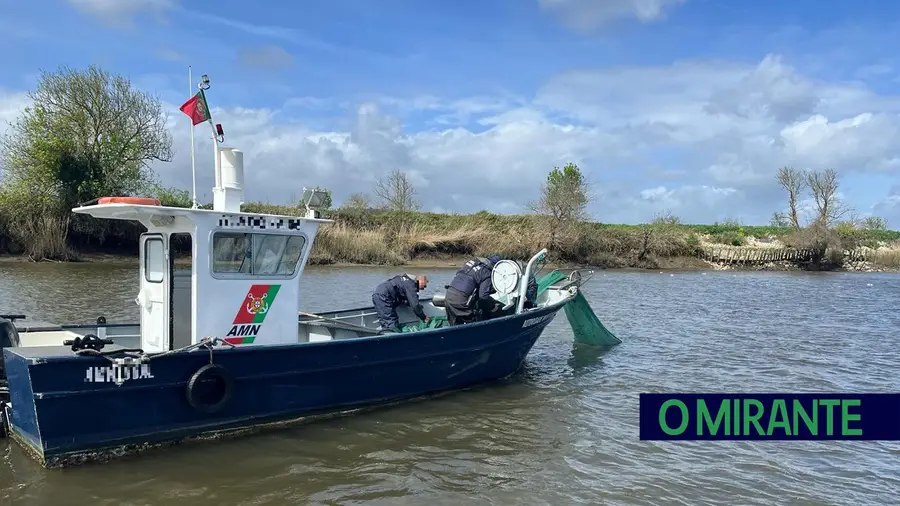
[179,89,211,126]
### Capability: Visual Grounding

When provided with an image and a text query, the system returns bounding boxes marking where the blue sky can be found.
[2,0,900,227]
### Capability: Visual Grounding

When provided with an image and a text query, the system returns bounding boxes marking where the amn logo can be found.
[225,284,281,345]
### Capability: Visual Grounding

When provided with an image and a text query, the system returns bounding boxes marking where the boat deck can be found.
[10,274,578,354]
[12,302,439,351]
[9,343,139,359]
[15,320,142,350]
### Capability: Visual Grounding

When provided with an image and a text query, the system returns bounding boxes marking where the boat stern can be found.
[1,343,171,467]
[2,347,42,458]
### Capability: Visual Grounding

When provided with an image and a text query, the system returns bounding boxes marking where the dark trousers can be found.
[445,287,480,326]
[372,293,400,331]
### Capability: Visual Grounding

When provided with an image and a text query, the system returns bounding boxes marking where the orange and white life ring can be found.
[97,197,161,206]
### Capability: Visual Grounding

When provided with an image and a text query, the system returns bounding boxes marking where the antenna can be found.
[300,187,330,219]
[188,65,198,208]
[196,74,239,212]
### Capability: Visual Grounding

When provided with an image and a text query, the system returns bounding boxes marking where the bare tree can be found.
[806,168,850,226]
[651,209,681,226]
[776,166,807,229]
[373,169,420,211]
[862,215,887,230]
[341,192,371,210]
[770,211,790,227]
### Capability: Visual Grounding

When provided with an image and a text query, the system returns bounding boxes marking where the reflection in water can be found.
[1,263,899,505]
[567,342,613,374]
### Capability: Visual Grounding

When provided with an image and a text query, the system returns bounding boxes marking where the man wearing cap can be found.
[443,255,501,326]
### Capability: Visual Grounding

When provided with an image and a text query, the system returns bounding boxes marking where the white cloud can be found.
[0,90,31,176]
[3,52,900,226]
[155,49,185,62]
[0,90,29,136]
[854,64,893,80]
[185,11,400,63]
[236,45,295,70]
[629,185,744,223]
[516,54,900,223]
[66,0,176,27]
[375,95,523,126]
[873,186,900,228]
[160,101,615,211]
[538,0,687,33]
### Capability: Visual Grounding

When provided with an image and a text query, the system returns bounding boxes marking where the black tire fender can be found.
[0,400,9,438]
[185,364,234,414]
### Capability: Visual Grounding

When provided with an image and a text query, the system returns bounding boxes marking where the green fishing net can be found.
[563,289,622,346]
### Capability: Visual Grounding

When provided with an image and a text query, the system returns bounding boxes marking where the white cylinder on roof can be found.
[219,148,244,190]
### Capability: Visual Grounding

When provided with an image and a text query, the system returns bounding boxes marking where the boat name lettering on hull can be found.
[522,313,554,328]
[85,364,154,383]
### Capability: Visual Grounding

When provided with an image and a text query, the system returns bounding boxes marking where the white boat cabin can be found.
[63,144,348,352]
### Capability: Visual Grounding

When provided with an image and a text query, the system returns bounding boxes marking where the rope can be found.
[74,337,234,365]
[138,337,235,362]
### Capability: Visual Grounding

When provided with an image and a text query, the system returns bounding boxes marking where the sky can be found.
[2,0,900,227]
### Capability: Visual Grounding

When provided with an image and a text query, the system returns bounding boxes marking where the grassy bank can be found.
[2,202,898,271]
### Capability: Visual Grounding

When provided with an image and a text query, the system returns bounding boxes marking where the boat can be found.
[0,74,622,468]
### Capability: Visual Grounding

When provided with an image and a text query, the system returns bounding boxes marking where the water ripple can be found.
[1,265,899,505]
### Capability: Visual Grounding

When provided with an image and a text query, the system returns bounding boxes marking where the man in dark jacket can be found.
[444,255,501,326]
[372,274,431,332]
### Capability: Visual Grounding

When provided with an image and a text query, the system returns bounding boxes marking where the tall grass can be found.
[1,213,73,260]
[306,215,701,268]
[311,224,406,265]
[871,248,900,268]
[1,201,898,269]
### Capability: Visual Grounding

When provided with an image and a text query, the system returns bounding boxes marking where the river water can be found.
[1,262,898,506]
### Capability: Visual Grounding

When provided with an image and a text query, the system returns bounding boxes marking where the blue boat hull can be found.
[2,302,563,467]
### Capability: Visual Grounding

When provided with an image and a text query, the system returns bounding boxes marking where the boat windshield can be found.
[211,232,307,277]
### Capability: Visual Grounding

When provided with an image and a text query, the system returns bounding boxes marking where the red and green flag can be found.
[179,90,211,126]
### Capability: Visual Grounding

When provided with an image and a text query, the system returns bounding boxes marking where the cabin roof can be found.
[71,203,334,224]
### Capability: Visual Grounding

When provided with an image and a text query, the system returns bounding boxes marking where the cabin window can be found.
[144,237,165,283]
[212,232,307,276]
